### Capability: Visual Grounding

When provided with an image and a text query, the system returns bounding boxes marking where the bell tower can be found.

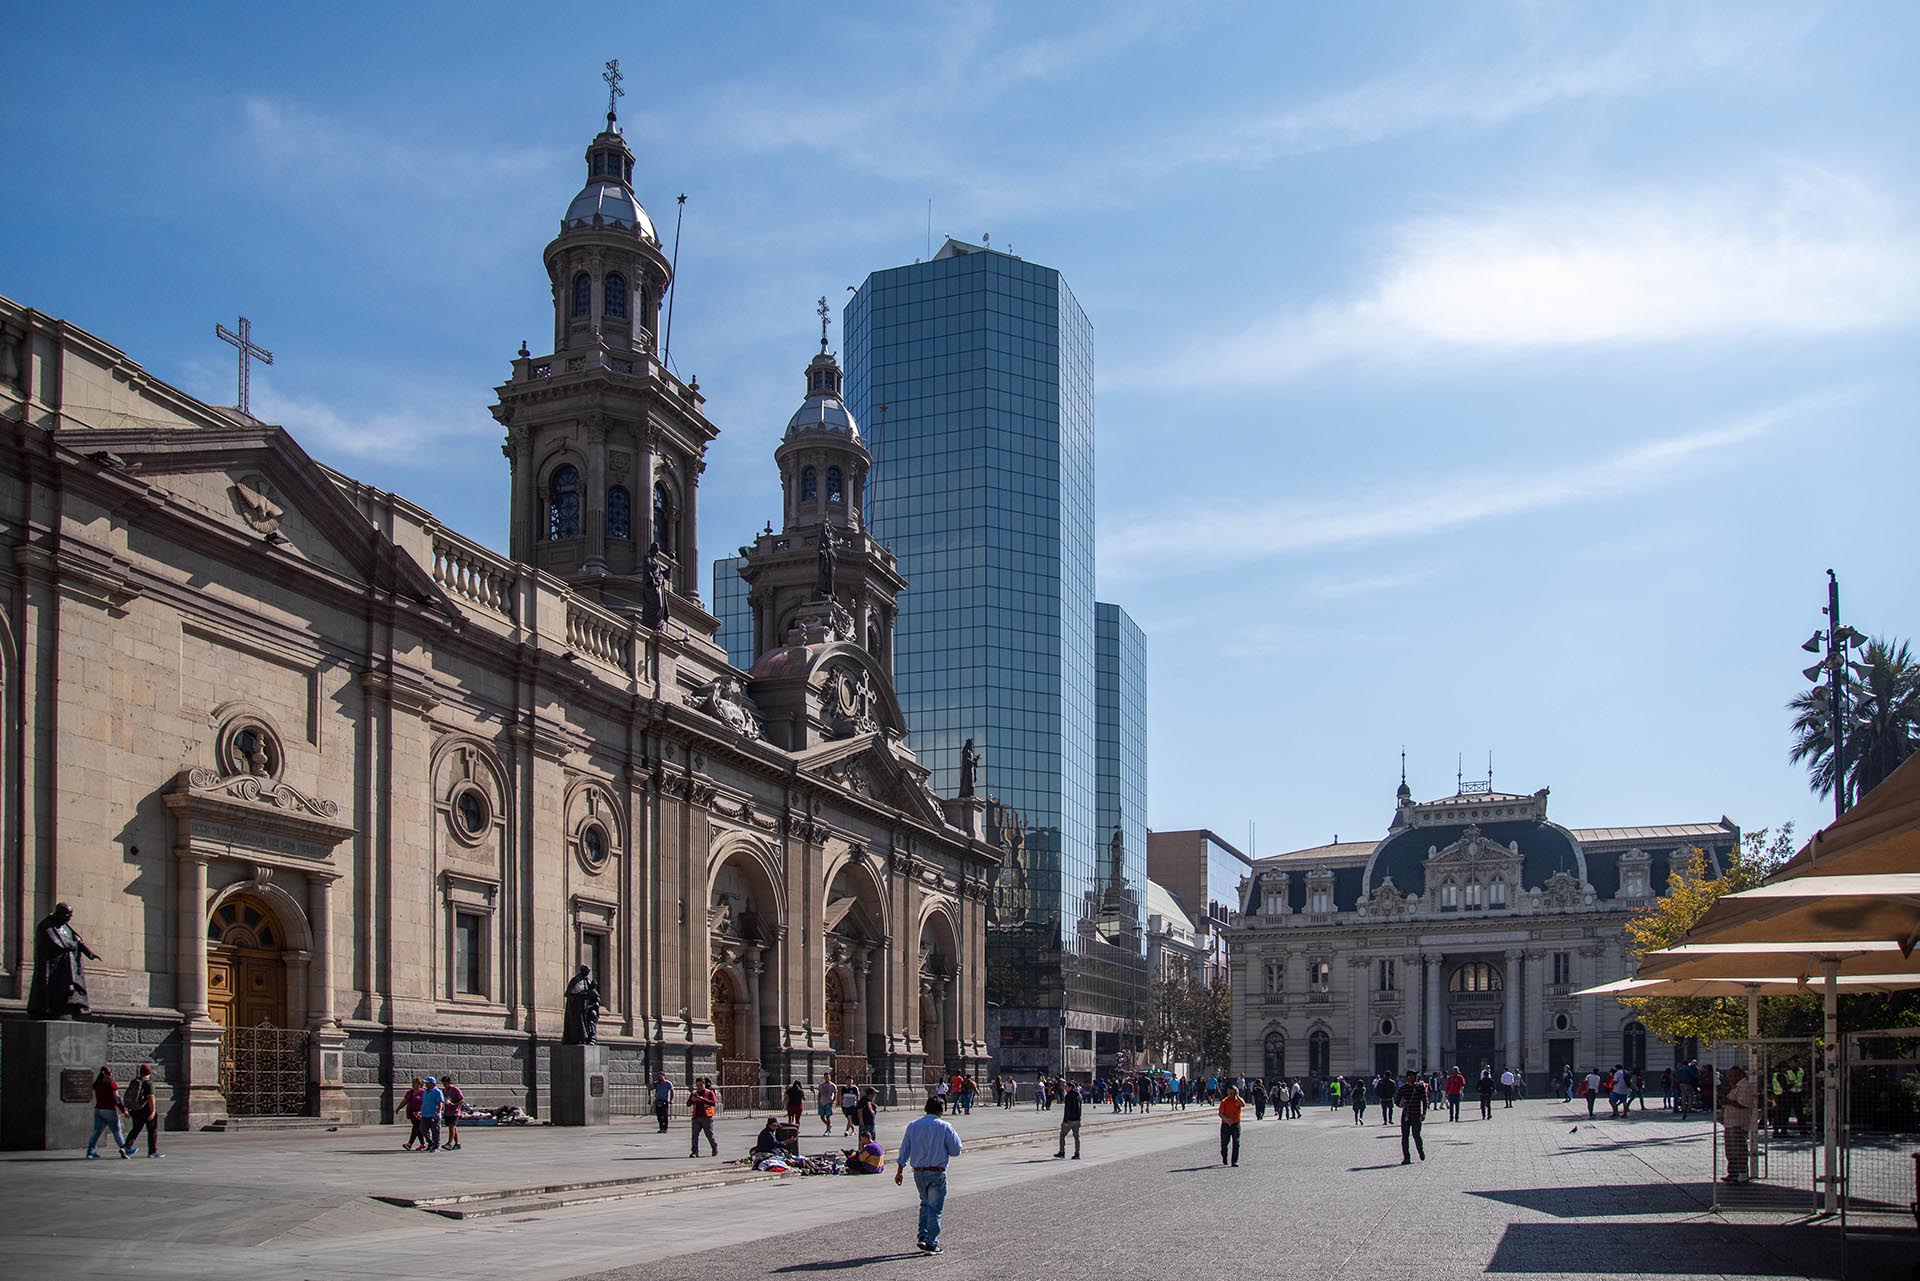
[491,69,718,631]
[737,302,905,669]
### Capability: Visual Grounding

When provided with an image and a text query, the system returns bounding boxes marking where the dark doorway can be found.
[1548,1038,1576,1079]
[1457,1021,1496,1073]
[1374,1042,1400,1076]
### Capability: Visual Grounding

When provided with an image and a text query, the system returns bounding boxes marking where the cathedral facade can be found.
[0,107,994,1130]
[1226,777,1738,1091]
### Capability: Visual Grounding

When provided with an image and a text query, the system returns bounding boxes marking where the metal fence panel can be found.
[1710,1037,1823,1215]
[1841,1027,1920,1218]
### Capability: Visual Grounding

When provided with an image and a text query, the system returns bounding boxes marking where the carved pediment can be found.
[184,767,339,819]
[1540,870,1586,908]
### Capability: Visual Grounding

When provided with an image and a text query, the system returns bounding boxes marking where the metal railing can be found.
[219,1022,310,1117]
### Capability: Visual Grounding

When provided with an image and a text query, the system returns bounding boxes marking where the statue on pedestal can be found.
[562,965,601,1045]
[959,738,979,799]
[28,902,97,1019]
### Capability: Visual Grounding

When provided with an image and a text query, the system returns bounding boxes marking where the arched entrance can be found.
[708,843,782,1104]
[1264,1031,1286,1082]
[207,893,307,1116]
[207,894,289,1030]
[1308,1028,1331,1080]
[918,910,959,1086]
[824,860,886,1084]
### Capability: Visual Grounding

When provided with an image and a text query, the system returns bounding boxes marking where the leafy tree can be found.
[1620,825,1795,1047]
[1790,636,1920,805]
[1146,971,1233,1074]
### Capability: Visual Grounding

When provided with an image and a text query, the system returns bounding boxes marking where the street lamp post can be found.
[1802,569,1865,821]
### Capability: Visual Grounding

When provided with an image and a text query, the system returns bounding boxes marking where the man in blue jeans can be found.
[418,1076,446,1152]
[895,1095,964,1254]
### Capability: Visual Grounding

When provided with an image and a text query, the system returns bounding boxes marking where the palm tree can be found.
[1790,637,1920,805]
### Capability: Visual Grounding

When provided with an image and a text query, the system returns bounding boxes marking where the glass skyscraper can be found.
[710,554,751,669]
[846,238,1145,1078]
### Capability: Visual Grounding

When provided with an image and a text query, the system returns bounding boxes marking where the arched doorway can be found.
[208,893,306,1116]
[1264,1031,1286,1082]
[1308,1028,1331,1080]
[708,845,782,1104]
[1622,1021,1648,1074]
[824,861,886,1084]
[919,910,960,1085]
[207,894,289,1030]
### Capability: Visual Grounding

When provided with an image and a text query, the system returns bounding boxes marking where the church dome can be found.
[563,179,657,242]
[784,393,860,443]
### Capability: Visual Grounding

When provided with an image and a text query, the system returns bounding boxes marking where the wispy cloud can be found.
[1100,396,1833,582]
[249,383,495,463]
[1151,171,1920,388]
[1163,9,1816,171]
[1304,564,1446,601]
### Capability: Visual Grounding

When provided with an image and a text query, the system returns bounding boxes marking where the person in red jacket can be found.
[688,1076,720,1158]
[1444,1067,1467,1122]
[85,1066,129,1159]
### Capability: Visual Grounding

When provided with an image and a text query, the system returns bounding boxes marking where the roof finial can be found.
[1400,747,1407,786]
[817,295,831,354]
[1488,750,1494,793]
[603,58,624,126]
[1457,752,1463,794]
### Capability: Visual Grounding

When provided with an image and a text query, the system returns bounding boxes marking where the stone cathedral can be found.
[0,104,996,1131]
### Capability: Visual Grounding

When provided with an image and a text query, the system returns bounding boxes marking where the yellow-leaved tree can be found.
[1620,825,1797,1047]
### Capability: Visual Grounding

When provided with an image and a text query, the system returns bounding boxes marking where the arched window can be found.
[571,273,591,319]
[1308,1029,1331,1079]
[604,273,627,320]
[1622,1022,1648,1074]
[1449,961,1503,993]
[606,485,631,540]
[547,465,581,539]
[1264,1032,1286,1082]
[801,466,817,501]
[826,466,844,503]
[652,480,674,554]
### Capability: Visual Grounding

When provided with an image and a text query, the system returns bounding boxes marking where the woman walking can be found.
[786,1079,806,1128]
[401,1076,425,1150]
[121,1062,162,1158]
[85,1065,130,1159]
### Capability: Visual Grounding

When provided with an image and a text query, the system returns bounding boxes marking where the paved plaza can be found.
[3,1096,1910,1280]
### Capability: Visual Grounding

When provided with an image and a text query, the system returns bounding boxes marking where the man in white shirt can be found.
[1499,1067,1516,1108]
[895,1095,964,1254]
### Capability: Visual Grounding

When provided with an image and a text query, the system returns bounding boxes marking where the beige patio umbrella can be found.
[1675,873,1920,954]
[1774,752,1920,879]
[1576,971,1920,1038]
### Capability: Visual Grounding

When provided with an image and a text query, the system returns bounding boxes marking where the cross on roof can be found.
[817,295,831,353]
[603,59,624,123]
[215,316,273,418]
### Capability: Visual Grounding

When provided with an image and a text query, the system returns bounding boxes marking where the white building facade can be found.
[1227,780,1737,1091]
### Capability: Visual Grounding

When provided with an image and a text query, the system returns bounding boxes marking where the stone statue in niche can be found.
[641,542,671,629]
[562,965,602,1045]
[958,738,979,798]
[816,523,838,599]
[27,902,98,1019]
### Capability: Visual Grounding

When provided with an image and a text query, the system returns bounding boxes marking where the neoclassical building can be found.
[0,104,995,1130]
[1227,776,1738,1090]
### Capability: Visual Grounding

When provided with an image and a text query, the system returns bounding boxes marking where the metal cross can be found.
[603,59,624,121]
[215,316,273,418]
[817,295,831,352]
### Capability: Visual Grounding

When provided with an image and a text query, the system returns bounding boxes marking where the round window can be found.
[580,822,608,869]
[454,789,490,839]
[1380,1019,1395,1037]
[1553,1013,1571,1032]
[219,717,282,779]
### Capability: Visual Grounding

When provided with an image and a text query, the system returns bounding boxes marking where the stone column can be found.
[682,461,701,599]
[307,874,348,1117]
[176,851,227,1130]
[1503,948,1523,1070]
[583,417,609,572]
[505,426,532,564]
[1425,954,1443,1068]
[1347,956,1369,1074]
[1404,954,1422,1072]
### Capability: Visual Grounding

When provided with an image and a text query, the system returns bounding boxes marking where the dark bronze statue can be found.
[959,738,979,799]
[642,542,671,630]
[28,902,97,1019]
[562,965,602,1045]
[816,523,838,600]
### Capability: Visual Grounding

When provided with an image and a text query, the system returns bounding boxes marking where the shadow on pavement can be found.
[1486,1220,1915,1276]
[1468,1183,1712,1217]
[1167,1165,1216,1173]
[773,1253,928,1272]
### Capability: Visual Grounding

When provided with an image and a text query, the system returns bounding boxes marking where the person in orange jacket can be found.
[1218,1085,1243,1166]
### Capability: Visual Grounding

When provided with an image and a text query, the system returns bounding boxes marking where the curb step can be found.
[425,1171,780,1219]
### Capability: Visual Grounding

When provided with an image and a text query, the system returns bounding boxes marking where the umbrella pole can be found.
[1821,957,1840,1216]
[1745,985,1760,1039]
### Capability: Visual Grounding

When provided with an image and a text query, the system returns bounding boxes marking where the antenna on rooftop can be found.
[663,194,687,370]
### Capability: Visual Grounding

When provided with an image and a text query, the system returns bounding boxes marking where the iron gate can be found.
[219,1022,310,1116]
[1841,1027,1920,1218]
[1710,1037,1823,1214]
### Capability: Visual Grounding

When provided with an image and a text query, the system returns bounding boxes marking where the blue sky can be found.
[8,2,1917,854]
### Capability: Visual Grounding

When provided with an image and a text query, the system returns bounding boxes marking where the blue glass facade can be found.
[847,240,1141,1044]
[1096,601,1149,934]
[710,555,752,669]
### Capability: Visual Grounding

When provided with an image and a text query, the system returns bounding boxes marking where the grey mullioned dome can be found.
[563,181,657,242]
[784,394,861,443]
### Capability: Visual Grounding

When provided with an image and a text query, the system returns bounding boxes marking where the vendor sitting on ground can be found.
[753,1117,786,1157]
[845,1139,886,1174]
